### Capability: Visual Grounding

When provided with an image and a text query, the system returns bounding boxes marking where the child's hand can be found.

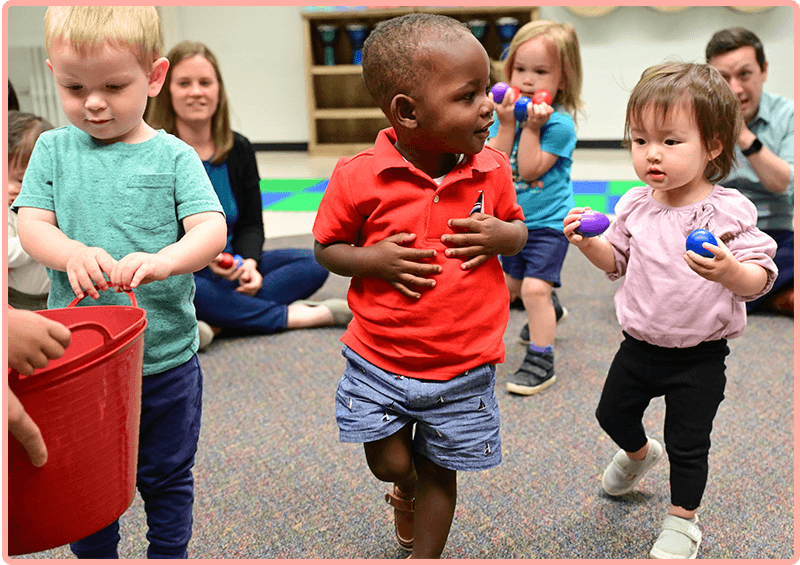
[442,214,520,270]
[209,253,242,281]
[521,99,554,130]
[8,308,72,376]
[563,206,591,248]
[684,238,739,284]
[111,252,174,291]
[65,246,117,299]
[369,233,441,299]
[491,88,517,127]
[236,261,263,296]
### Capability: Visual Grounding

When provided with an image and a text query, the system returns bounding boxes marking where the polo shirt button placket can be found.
[433,195,440,203]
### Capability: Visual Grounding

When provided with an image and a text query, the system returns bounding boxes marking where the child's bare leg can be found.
[410,454,457,559]
[669,504,697,520]
[364,424,417,497]
[505,273,522,303]
[521,277,555,347]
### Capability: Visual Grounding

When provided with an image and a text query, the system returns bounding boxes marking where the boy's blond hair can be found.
[503,20,584,121]
[624,62,740,183]
[44,6,162,71]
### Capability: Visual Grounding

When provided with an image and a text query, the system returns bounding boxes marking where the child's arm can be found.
[111,211,227,291]
[440,215,528,270]
[7,308,72,467]
[16,207,117,299]
[684,240,769,297]
[516,101,559,181]
[486,90,517,155]
[564,207,618,273]
[314,233,441,300]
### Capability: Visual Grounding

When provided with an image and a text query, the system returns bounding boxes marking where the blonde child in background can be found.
[7,111,53,311]
[564,62,777,559]
[314,14,527,558]
[14,6,226,558]
[487,20,583,396]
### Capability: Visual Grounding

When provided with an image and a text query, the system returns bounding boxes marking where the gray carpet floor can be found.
[17,234,794,559]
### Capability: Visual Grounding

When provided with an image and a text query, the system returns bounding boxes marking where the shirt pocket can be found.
[123,174,176,231]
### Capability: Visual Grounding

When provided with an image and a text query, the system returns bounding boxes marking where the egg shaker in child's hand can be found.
[686,229,717,258]
[514,97,532,123]
[575,210,610,237]
[218,253,243,269]
[532,89,552,105]
[490,82,520,104]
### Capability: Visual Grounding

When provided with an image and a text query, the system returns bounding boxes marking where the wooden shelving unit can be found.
[302,7,539,156]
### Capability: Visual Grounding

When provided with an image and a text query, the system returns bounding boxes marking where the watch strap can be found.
[742,137,763,156]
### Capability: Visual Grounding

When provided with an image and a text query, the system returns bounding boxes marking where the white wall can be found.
[5,5,794,144]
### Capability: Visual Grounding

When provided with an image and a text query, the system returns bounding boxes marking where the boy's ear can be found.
[46,59,53,74]
[389,94,418,130]
[148,57,170,98]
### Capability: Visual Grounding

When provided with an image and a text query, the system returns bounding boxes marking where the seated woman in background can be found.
[146,41,350,349]
[8,111,53,311]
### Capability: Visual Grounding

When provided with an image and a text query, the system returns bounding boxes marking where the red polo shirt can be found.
[313,128,525,381]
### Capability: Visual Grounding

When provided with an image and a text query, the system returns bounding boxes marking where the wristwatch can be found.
[742,137,763,157]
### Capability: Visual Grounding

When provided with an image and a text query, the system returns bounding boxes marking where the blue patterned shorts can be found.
[335,346,502,471]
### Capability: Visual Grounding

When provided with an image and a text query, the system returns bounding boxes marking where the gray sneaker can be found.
[650,515,701,559]
[602,437,662,496]
[507,348,556,395]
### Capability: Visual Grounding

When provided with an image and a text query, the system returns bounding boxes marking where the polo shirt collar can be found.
[372,127,500,180]
[748,94,769,130]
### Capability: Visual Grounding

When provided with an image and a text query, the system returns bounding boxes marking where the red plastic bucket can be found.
[7,289,147,556]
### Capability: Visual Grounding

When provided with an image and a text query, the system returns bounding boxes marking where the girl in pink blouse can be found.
[563,62,777,560]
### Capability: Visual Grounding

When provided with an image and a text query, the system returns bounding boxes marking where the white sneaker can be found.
[650,515,701,559]
[197,320,214,351]
[602,437,662,496]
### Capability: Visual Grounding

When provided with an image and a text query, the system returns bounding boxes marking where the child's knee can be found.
[521,277,552,301]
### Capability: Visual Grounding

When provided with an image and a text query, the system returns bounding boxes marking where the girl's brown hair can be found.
[8,111,54,172]
[145,41,233,164]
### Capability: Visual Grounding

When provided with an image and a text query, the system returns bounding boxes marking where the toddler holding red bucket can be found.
[14,6,227,558]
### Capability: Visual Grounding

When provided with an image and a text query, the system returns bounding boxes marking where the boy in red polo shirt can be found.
[313,13,527,559]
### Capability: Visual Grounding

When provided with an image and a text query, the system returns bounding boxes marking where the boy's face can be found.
[47,41,163,144]
[708,46,767,124]
[629,102,720,201]
[409,34,494,156]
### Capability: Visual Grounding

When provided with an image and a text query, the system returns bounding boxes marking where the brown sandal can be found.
[385,485,414,550]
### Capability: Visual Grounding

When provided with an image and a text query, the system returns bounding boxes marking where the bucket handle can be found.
[67,285,138,308]
[8,320,114,386]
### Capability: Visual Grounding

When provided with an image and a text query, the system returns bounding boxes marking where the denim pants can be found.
[747,229,793,313]
[70,355,204,559]
[595,333,728,511]
[194,248,328,333]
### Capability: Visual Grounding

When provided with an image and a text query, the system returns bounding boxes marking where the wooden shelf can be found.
[302,7,539,156]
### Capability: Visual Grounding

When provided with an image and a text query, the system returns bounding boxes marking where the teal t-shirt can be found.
[15,126,224,375]
[489,107,576,231]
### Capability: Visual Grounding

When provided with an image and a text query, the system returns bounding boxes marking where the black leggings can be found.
[596,332,729,511]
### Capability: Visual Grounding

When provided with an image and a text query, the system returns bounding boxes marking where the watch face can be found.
[743,137,763,156]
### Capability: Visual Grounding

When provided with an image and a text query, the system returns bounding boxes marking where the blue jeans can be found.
[194,248,328,333]
[70,355,204,559]
[747,229,793,313]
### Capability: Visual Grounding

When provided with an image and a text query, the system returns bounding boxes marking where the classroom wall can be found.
[5,5,794,145]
